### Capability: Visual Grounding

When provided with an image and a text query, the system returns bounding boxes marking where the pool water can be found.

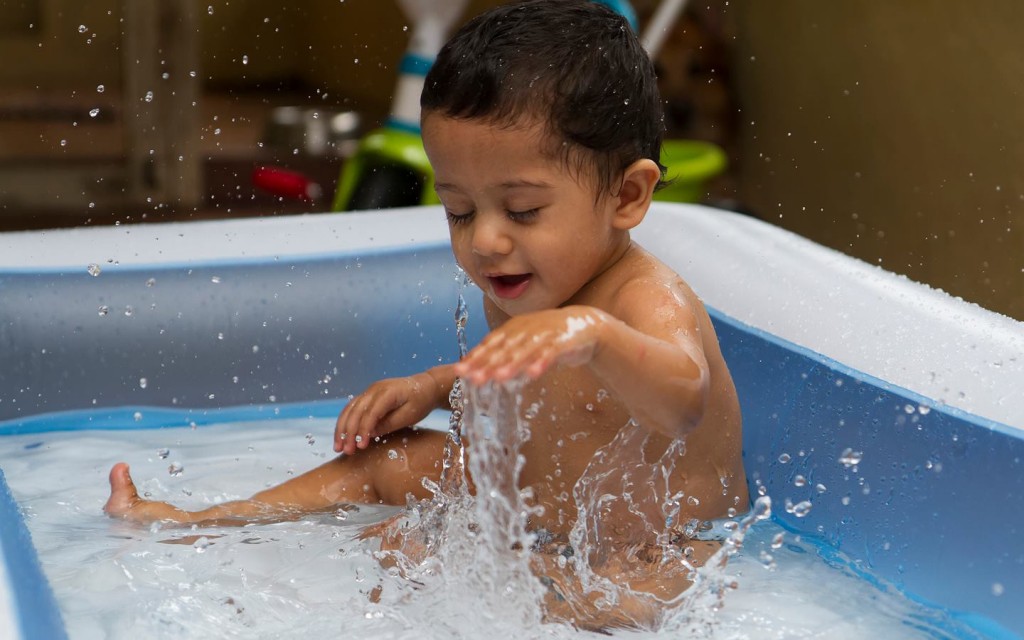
[0,417,985,639]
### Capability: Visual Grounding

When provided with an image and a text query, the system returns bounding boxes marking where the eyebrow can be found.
[434,179,553,192]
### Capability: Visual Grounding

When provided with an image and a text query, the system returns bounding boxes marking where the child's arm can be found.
[333,364,456,455]
[454,283,708,440]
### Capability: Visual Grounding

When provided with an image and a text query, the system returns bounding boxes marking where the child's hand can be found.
[334,372,441,455]
[454,306,609,385]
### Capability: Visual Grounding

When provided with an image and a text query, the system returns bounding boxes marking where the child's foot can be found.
[103,462,141,517]
[103,462,180,524]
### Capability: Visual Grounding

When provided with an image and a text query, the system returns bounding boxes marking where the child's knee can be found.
[370,429,447,504]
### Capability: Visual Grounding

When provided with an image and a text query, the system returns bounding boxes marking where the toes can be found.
[104,462,140,516]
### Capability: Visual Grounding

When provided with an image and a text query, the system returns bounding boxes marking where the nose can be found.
[470,215,513,257]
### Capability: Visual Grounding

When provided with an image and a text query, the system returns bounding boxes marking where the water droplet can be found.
[59,139,67,147]
[124,306,134,317]
[96,84,105,93]
[420,294,432,304]
[241,54,249,65]
[157,447,170,459]
[839,448,863,468]
[305,433,315,445]
[903,404,915,414]
[143,90,154,103]
[777,452,792,464]
[168,462,184,476]
[146,277,156,287]
[992,582,1005,597]
[787,499,813,518]
[771,532,785,549]
[97,305,109,316]
[793,474,806,487]
[139,377,148,389]
[78,24,88,33]
[815,483,828,494]
[87,263,102,276]
[686,495,700,507]
[89,108,100,118]
[387,449,399,460]
[207,5,214,15]
[193,536,210,552]
[211,275,221,284]
[918,404,931,415]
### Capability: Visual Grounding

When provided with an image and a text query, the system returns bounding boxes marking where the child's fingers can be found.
[336,394,381,454]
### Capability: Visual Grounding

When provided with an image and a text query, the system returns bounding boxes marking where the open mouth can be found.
[488,273,532,299]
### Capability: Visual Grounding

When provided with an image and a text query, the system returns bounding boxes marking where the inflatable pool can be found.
[1,203,1021,638]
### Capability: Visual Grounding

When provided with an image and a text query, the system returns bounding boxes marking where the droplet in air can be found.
[193,536,210,552]
[89,108,100,118]
[241,55,249,65]
[211,275,222,284]
[133,411,143,422]
[787,499,813,518]
[157,447,170,459]
[78,24,88,33]
[387,449,399,460]
[59,139,67,147]
[143,91,154,103]
[96,84,105,93]
[168,462,184,476]
[139,377,148,389]
[97,305,109,316]
[87,263,102,276]
[838,448,863,468]
[146,277,156,287]
[777,452,792,464]
[207,5,214,15]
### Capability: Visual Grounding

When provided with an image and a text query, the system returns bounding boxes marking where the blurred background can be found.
[0,0,1021,320]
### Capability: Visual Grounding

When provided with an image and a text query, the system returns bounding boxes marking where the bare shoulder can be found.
[596,243,706,335]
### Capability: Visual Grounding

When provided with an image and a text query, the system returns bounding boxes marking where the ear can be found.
[611,158,661,231]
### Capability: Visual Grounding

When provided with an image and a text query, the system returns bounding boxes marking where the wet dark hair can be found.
[421,0,667,196]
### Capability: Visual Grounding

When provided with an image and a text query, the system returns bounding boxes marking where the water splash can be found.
[374,377,765,633]
[439,269,471,497]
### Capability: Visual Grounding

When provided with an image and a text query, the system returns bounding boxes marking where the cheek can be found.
[448,232,477,275]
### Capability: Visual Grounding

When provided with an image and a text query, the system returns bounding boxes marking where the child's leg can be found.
[104,427,448,526]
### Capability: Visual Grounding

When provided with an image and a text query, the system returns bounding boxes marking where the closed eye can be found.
[445,209,474,225]
[507,208,539,223]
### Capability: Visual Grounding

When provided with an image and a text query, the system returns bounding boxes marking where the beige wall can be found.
[732,1,1024,320]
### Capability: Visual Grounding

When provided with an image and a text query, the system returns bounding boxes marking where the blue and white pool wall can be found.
[0,203,1021,638]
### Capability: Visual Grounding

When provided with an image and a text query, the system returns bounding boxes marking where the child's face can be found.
[422,114,631,317]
